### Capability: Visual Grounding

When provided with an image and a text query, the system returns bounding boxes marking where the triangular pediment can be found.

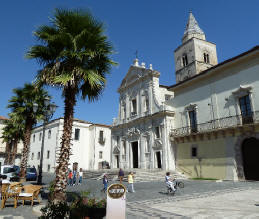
[119,66,142,90]
[113,146,120,154]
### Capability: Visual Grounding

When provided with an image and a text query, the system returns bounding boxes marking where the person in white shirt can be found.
[78,168,83,185]
[165,172,176,192]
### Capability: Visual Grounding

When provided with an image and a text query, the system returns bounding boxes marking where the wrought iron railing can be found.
[170,111,259,137]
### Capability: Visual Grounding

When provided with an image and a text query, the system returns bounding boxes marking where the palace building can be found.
[111,12,259,180]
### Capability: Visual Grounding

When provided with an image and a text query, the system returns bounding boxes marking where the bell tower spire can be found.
[182,11,205,43]
[174,12,218,83]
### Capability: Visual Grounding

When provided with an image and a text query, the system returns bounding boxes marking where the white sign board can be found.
[106,183,126,219]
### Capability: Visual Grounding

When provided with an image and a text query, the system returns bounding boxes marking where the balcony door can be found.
[189,110,197,133]
[239,95,253,124]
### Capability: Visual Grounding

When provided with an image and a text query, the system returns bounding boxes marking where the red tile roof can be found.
[0,116,9,120]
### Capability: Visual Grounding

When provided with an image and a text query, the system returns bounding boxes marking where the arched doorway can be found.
[242,137,259,180]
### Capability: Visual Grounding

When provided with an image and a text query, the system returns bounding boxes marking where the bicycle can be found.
[166,180,184,195]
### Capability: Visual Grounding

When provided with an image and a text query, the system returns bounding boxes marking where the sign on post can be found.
[106,183,126,219]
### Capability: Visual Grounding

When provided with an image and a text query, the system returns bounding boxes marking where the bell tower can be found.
[174,12,218,83]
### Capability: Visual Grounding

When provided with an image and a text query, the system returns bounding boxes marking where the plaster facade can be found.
[28,118,111,173]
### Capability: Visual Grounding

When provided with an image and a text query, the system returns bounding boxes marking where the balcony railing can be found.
[171,111,259,137]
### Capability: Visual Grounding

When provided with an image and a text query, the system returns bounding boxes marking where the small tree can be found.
[1,116,24,165]
[7,83,50,180]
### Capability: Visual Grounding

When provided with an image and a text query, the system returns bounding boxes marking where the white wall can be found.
[170,56,259,129]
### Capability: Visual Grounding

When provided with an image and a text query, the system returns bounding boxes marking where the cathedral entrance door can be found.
[156,151,162,169]
[115,155,119,168]
[132,141,138,168]
[242,137,259,180]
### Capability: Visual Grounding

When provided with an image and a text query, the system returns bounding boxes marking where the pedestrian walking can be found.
[78,168,83,185]
[127,172,135,192]
[102,174,109,192]
[118,168,124,184]
[73,169,77,186]
[68,170,73,186]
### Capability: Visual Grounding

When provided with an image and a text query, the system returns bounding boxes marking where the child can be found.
[102,174,108,193]
[68,170,73,186]
[73,170,77,186]
[165,172,176,192]
[78,168,83,185]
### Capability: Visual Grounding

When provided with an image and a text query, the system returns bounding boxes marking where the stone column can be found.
[140,135,145,169]
[161,123,168,170]
[126,140,130,169]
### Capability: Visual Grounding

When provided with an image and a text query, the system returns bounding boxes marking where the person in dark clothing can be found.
[118,168,124,184]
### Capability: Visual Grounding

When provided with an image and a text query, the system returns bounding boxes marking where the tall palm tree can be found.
[1,117,24,165]
[7,83,50,180]
[26,8,116,201]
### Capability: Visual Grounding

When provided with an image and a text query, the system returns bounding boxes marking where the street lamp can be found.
[34,97,57,185]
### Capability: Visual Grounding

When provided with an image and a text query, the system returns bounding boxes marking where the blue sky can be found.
[1,0,259,125]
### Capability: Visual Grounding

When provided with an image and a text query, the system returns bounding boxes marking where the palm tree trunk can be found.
[10,140,18,165]
[53,88,76,202]
[4,142,11,165]
[20,119,33,181]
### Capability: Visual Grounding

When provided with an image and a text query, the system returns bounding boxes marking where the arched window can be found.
[203,53,210,63]
[182,54,188,67]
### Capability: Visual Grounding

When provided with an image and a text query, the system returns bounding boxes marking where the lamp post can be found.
[34,97,57,185]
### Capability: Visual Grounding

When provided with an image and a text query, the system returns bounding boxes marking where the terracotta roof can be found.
[0,116,9,120]
[168,45,259,90]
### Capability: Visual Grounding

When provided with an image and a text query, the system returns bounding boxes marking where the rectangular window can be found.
[155,127,160,139]
[39,133,42,141]
[37,152,40,160]
[33,134,35,143]
[100,130,104,141]
[47,164,50,172]
[189,110,198,133]
[47,150,50,159]
[48,130,51,139]
[31,153,34,160]
[99,151,103,159]
[191,147,197,158]
[75,128,80,140]
[239,95,253,124]
[131,99,137,115]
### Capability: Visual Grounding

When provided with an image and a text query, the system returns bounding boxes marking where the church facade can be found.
[111,12,259,180]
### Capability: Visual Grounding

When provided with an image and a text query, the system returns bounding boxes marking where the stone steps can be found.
[83,169,187,182]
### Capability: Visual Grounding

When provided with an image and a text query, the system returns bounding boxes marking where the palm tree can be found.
[7,83,50,180]
[1,117,24,165]
[26,8,116,201]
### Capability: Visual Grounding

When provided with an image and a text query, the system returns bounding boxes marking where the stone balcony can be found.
[170,111,259,138]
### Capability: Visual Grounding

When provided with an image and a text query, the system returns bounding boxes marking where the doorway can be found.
[242,137,259,180]
[156,151,162,168]
[132,141,138,168]
[115,155,119,168]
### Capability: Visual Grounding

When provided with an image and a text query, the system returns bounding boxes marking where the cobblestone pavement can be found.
[0,174,258,218]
